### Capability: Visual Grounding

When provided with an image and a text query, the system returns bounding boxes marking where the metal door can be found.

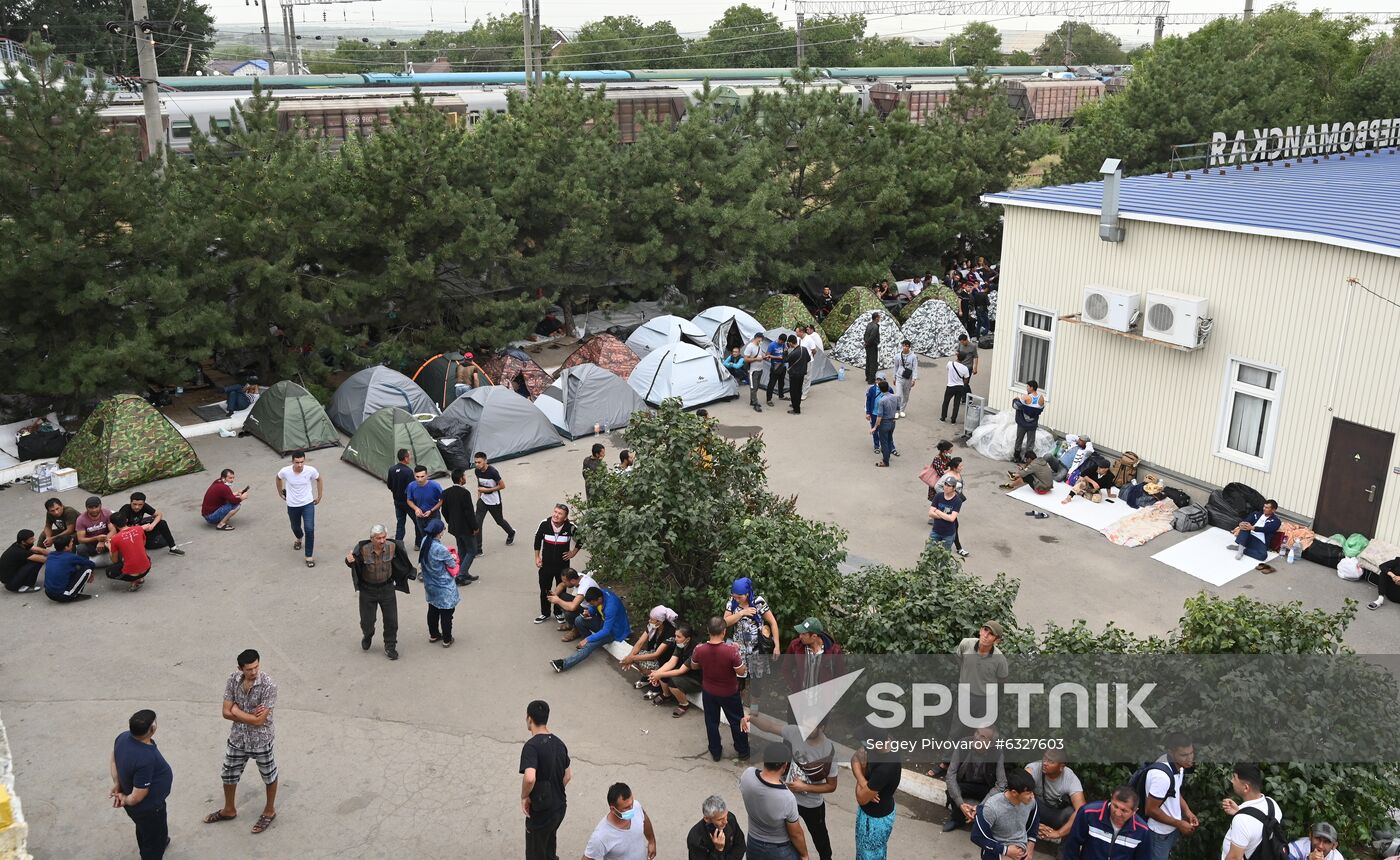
[1313,418,1394,537]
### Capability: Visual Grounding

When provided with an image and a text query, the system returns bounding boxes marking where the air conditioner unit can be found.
[1142,291,1209,348]
[1081,285,1140,332]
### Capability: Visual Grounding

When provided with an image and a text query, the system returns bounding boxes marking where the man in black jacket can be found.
[686,794,747,860]
[386,449,414,543]
[441,468,479,585]
[864,312,883,384]
[343,524,413,661]
[785,339,811,415]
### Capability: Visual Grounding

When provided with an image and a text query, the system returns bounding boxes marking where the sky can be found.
[201,0,1398,52]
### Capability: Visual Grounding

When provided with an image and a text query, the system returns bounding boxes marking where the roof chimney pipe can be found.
[1099,157,1125,243]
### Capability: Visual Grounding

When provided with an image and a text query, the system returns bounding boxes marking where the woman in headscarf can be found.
[620,605,678,694]
[723,577,780,682]
[418,519,460,647]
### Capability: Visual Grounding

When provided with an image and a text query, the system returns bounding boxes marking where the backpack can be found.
[1129,761,1176,817]
[1173,504,1209,532]
[1111,452,1140,487]
[1162,486,1193,509]
[1236,798,1288,860]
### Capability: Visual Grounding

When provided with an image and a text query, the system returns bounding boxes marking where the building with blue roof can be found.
[980,148,1400,545]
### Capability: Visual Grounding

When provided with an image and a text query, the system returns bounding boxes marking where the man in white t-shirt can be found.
[547,568,599,641]
[800,325,823,355]
[941,358,971,424]
[1286,822,1342,860]
[1220,763,1281,860]
[584,783,655,860]
[1143,734,1198,860]
[742,333,766,413]
[275,450,323,568]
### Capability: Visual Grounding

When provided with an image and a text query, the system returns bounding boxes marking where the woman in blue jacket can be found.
[419,519,459,647]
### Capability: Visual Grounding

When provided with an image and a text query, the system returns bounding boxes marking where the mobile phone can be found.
[241,486,250,494]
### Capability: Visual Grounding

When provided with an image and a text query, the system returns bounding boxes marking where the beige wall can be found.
[989,206,1400,542]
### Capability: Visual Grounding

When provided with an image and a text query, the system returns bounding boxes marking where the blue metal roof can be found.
[984,149,1400,257]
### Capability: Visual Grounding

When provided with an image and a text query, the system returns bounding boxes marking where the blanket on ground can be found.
[1102,498,1178,547]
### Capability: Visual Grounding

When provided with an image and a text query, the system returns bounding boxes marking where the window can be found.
[1215,357,1285,470]
[1011,305,1055,394]
[171,120,193,141]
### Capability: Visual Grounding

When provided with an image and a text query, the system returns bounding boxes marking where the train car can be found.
[1004,78,1106,124]
[865,80,961,123]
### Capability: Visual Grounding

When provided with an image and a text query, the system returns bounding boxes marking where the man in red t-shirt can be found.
[201,468,250,531]
[687,616,751,762]
[108,512,153,591]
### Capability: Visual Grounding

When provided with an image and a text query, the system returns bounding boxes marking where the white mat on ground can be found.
[1150,527,1278,587]
[1007,481,1132,532]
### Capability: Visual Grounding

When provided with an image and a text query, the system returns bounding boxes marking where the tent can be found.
[59,394,202,494]
[628,342,738,408]
[822,286,884,342]
[755,294,820,339]
[901,299,969,357]
[342,407,447,480]
[623,315,711,359]
[479,347,552,400]
[537,363,650,440]
[328,366,438,435]
[245,380,341,455]
[411,353,491,409]
[557,333,640,380]
[761,327,839,394]
[898,283,961,322]
[426,386,563,461]
[830,310,904,369]
[691,305,766,354]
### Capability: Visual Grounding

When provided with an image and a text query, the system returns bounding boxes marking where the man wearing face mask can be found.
[584,782,657,860]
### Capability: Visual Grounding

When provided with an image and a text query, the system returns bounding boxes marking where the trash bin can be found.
[961,394,985,437]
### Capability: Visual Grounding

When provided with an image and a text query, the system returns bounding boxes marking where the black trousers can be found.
[865,346,879,382]
[2,559,42,591]
[788,374,806,413]
[475,501,514,550]
[144,520,175,550]
[427,605,455,641]
[539,565,565,615]
[941,384,969,422]
[765,365,787,401]
[798,802,833,860]
[359,582,399,647]
[948,779,995,823]
[525,806,565,860]
[126,803,168,859]
[1014,425,1037,461]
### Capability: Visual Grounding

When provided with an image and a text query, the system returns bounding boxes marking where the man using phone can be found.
[201,468,250,531]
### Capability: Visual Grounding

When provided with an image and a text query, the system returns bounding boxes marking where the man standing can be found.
[0,530,47,594]
[765,334,788,407]
[740,742,811,860]
[785,334,811,415]
[957,622,1008,731]
[941,356,972,425]
[741,711,837,860]
[584,783,657,860]
[344,524,412,660]
[201,469,249,531]
[276,451,322,568]
[532,504,579,624]
[110,708,173,860]
[863,312,883,384]
[205,649,278,835]
[971,770,1041,860]
[817,287,835,320]
[743,332,766,413]
[783,617,846,691]
[1141,733,1198,860]
[552,586,629,672]
[42,534,96,603]
[1061,786,1152,860]
[871,378,899,467]
[864,374,885,455]
[801,325,824,357]
[74,496,115,558]
[582,443,607,500]
[956,333,980,376]
[117,493,184,556]
[404,465,444,549]
[386,449,415,543]
[473,452,516,553]
[440,468,479,584]
[1013,383,1046,464]
[521,699,571,860]
[892,340,918,418]
[1219,764,1282,860]
[688,616,750,763]
[686,795,747,860]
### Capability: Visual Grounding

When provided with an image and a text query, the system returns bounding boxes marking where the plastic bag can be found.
[969,409,1054,462]
[1337,557,1363,581]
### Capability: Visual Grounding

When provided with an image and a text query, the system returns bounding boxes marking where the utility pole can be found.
[531,0,542,85]
[130,0,163,160]
[287,5,301,73]
[260,0,275,70]
[1243,0,1254,18]
[280,4,294,74]
[521,0,533,85]
[1152,14,1164,44]
[796,11,805,66]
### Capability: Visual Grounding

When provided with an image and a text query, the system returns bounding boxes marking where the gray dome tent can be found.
[536,363,650,440]
[328,366,438,436]
[426,386,563,461]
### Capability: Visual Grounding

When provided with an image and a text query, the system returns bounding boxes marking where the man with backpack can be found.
[1220,764,1285,860]
[1134,733,1199,860]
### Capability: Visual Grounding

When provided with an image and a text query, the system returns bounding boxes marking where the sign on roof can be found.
[1210,118,1400,166]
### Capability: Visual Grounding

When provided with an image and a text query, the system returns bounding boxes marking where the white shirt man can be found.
[1220,765,1278,860]
[800,327,823,355]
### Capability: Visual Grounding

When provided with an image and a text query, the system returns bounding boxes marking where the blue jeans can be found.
[702,690,749,759]
[574,613,603,635]
[393,501,411,543]
[561,633,612,670]
[1150,828,1180,860]
[287,503,315,558]
[976,307,990,335]
[748,838,800,860]
[204,502,237,525]
[877,421,895,465]
[1237,530,1268,561]
[413,513,441,548]
[929,530,957,549]
[868,415,879,451]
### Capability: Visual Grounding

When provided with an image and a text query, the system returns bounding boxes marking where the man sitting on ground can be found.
[1062,785,1151,860]
[1227,500,1281,570]
[0,530,47,594]
[972,769,1040,860]
[117,492,185,556]
[202,469,249,530]
[1026,750,1085,842]
[108,512,155,592]
[945,725,1007,831]
[43,535,97,603]
[723,347,748,384]
[41,497,78,549]
[74,496,115,559]
[1288,823,1343,860]
[551,586,630,673]
[1000,457,1055,494]
[534,311,566,338]
[1063,461,1115,505]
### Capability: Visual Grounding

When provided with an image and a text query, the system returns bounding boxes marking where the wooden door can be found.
[1313,418,1394,537]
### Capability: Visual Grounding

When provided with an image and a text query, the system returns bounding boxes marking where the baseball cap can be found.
[794,617,825,635]
[983,620,1006,639]
[1311,823,1338,842]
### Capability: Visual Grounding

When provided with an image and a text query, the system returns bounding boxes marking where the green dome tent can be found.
[342,407,447,480]
[822,286,883,342]
[755,294,820,339]
[59,394,203,494]
[245,381,341,455]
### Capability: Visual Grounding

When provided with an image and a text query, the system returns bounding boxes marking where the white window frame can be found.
[1214,355,1286,471]
[1008,303,1056,397]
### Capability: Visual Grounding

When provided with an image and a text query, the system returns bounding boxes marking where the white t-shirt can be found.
[576,573,599,598]
[1144,762,1184,835]
[946,360,969,387]
[1026,761,1084,808]
[802,332,823,354]
[584,800,648,860]
[1221,797,1280,860]
[277,465,320,507]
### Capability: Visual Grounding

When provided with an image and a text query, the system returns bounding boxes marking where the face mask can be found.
[613,805,636,822]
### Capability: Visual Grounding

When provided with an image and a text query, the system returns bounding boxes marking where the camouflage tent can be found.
[822,286,884,342]
[755,294,820,339]
[898,283,961,322]
[479,347,552,400]
[59,394,203,494]
[557,334,639,380]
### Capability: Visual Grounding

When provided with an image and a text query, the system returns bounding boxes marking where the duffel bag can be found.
[1302,539,1344,568]
[1172,504,1209,532]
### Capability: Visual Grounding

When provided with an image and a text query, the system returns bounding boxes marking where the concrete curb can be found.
[0,711,32,860]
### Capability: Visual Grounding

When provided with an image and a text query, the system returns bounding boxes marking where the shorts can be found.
[221,741,278,785]
[205,503,238,524]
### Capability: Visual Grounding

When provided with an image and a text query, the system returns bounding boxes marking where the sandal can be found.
[293,540,302,551]
[128,578,145,592]
[305,559,316,568]
[672,703,691,718]
[634,679,650,689]
[203,810,237,824]
[252,813,276,834]
[651,692,675,706]
[216,524,236,531]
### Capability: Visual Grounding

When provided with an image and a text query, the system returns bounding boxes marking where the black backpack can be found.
[1129,761,1176,817]
[1236,799,1288,860]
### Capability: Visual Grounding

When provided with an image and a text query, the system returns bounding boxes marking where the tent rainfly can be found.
[830,310,904,369]
[245,380,341,455]
[59,394,203,494]
[556,333,640,380]
[755,294,820,340]
[623,315,712,359]
[479,347,552,400]
[690,305,767,354]
[426,386,563,461]
[822,286,885,342]
[342,407,447,480]
[328,366,438,436]
[536,363,649,440]
[628,342,738,409]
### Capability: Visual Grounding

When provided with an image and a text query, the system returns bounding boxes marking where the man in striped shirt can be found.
[533,504,579,624]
